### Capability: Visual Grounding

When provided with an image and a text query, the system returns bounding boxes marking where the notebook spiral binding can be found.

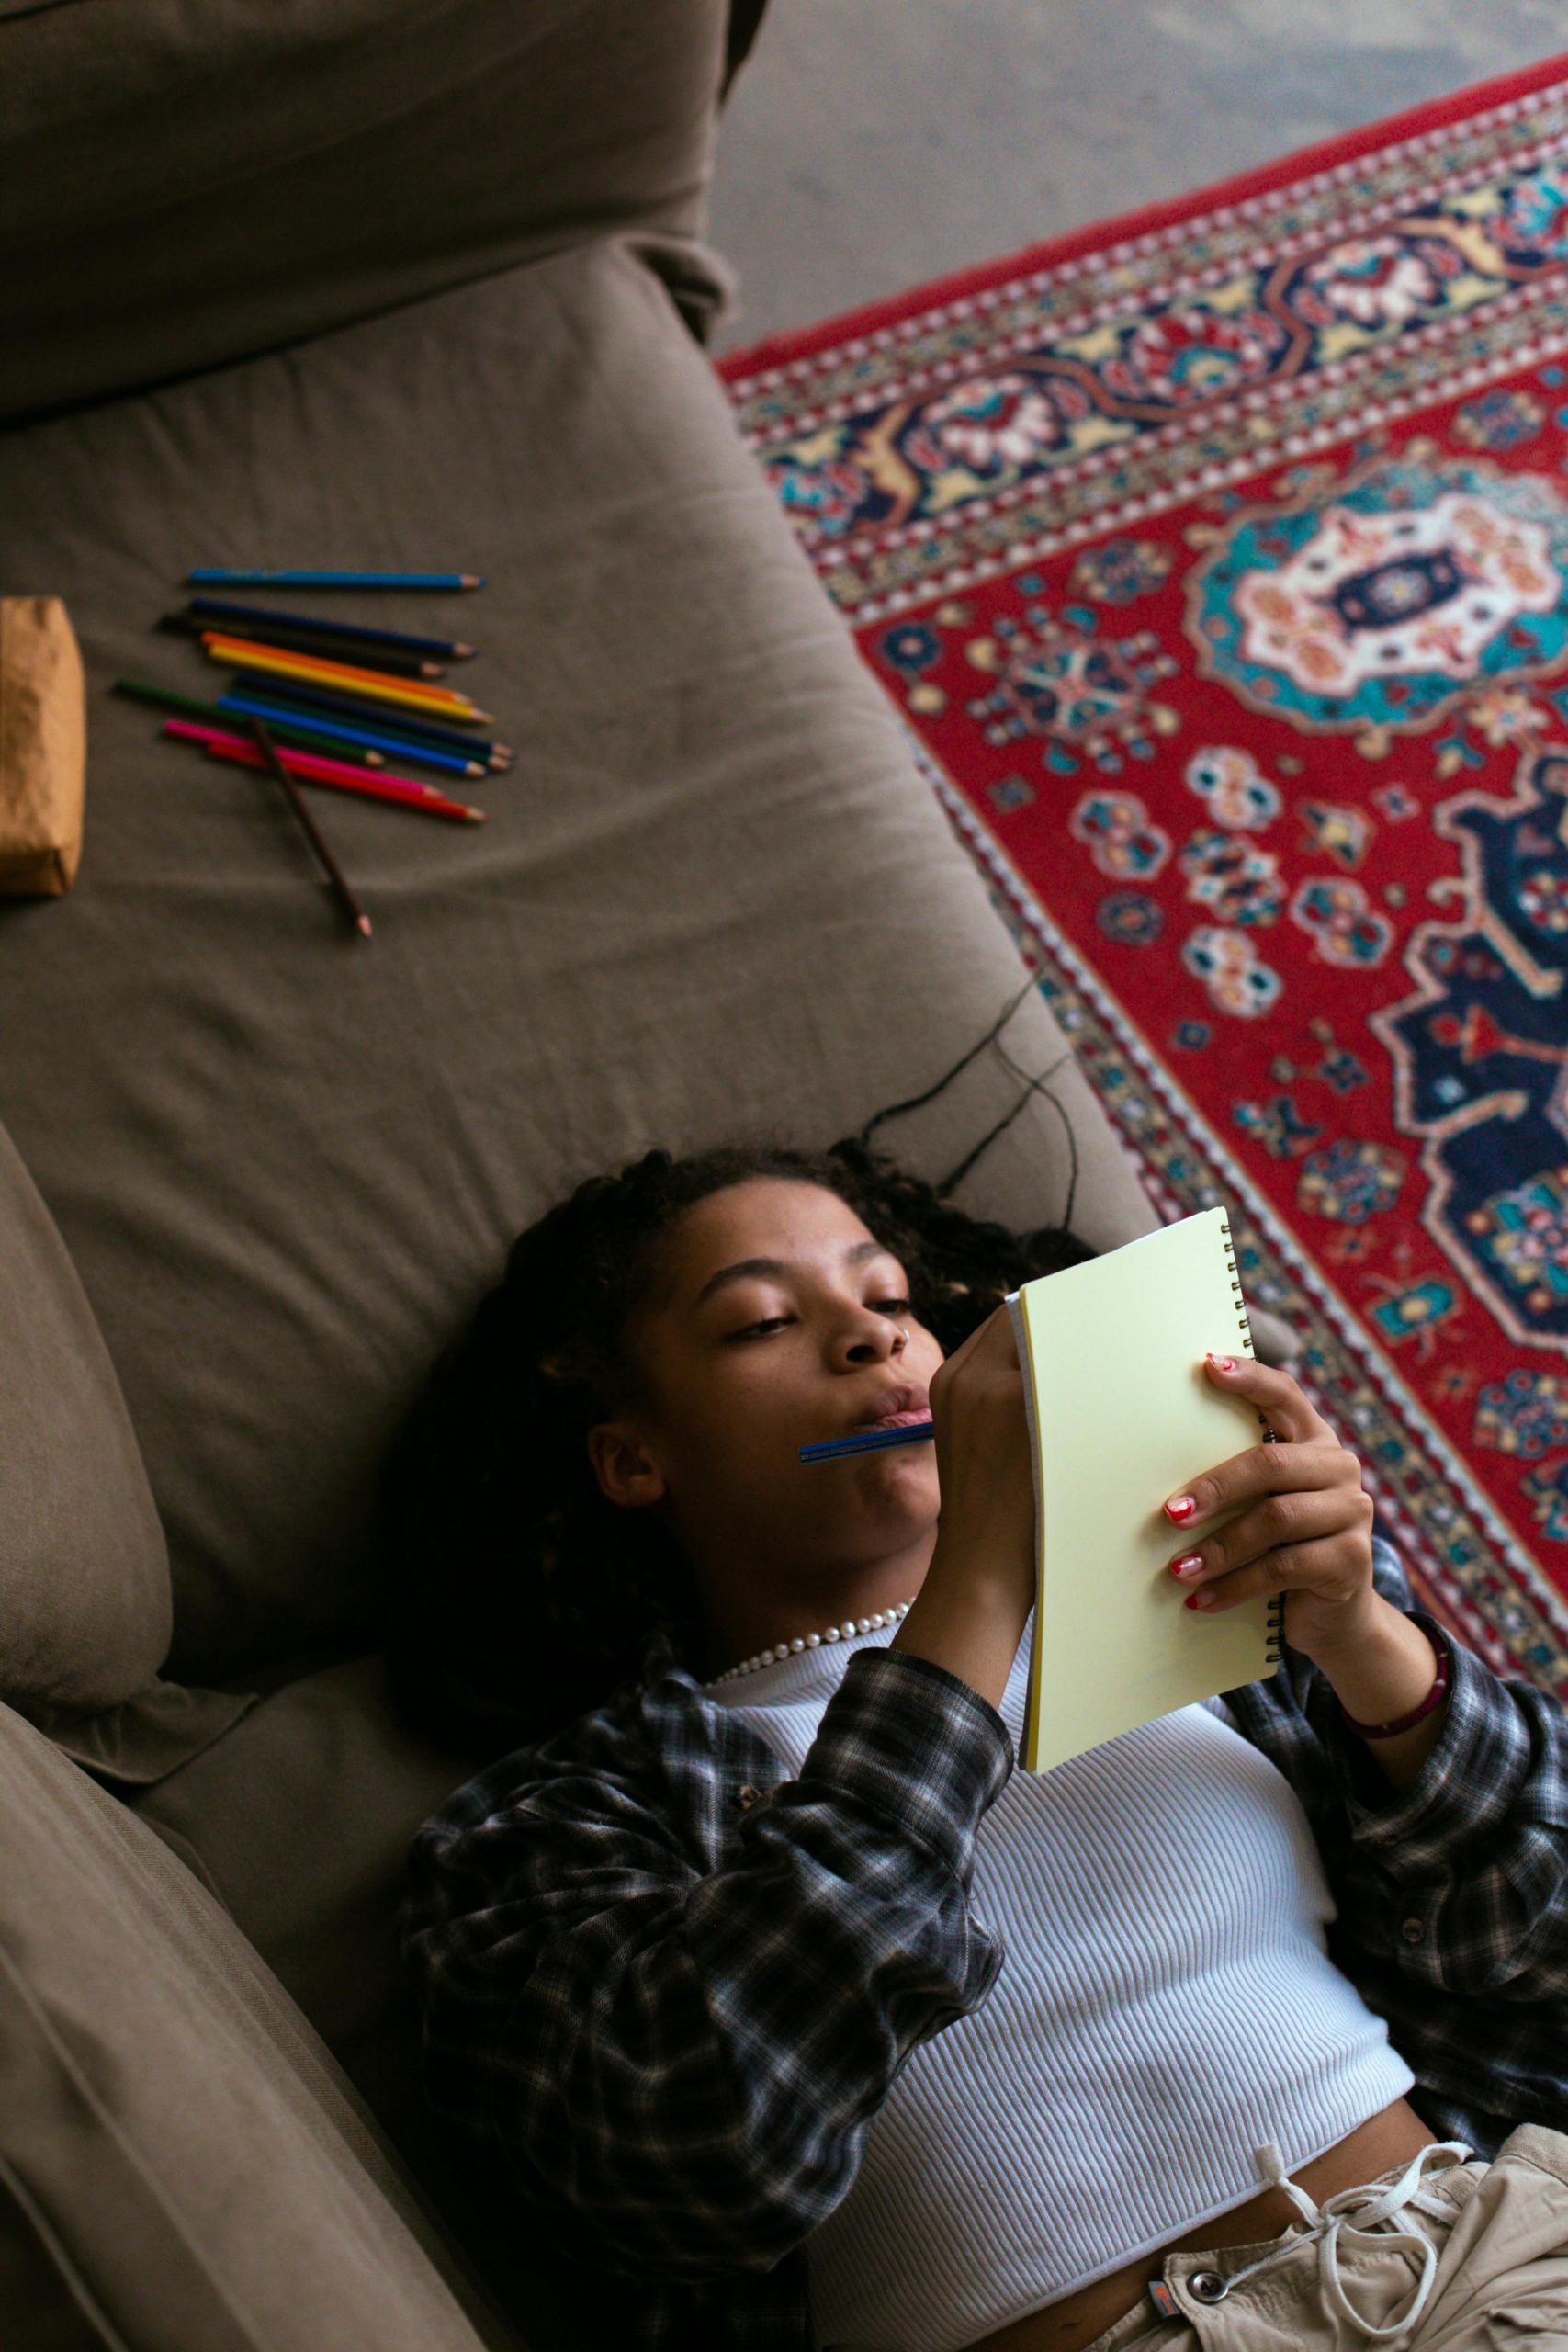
[1217,1208,1259,1368]
[1219,1210,1285,1668]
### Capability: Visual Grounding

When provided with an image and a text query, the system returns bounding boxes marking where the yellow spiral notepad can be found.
[1004,1206,1282,1774]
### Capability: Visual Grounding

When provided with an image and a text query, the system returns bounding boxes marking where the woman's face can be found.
[587,1178,946,1619]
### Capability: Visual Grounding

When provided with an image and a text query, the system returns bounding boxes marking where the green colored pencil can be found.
[112,677,385,767]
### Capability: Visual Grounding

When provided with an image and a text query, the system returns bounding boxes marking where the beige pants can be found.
[1081,2126,1568,2350]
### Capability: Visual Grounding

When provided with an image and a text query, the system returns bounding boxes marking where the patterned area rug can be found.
[720,55,1568,1695]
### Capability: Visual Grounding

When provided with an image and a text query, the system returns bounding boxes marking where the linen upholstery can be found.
[0,1697,517,2352]
[0,232,1187,1694]
[132,1656,479,2143]
[0,0,734,425]
[0,2175,107,2352]
[0,1114,171,1713]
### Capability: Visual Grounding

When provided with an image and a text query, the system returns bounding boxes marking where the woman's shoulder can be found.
[404,1634,765,1881]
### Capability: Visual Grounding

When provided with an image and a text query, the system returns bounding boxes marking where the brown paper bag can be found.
[0,595,85,896]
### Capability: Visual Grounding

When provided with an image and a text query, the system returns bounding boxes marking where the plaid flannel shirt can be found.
[402,1536,1568,2350]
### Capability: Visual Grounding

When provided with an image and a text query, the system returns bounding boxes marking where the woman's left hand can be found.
[1162,1353,1377,1669]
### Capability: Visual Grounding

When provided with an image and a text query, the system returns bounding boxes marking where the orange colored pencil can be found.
[199,629,470,707]
[199,633,492,721]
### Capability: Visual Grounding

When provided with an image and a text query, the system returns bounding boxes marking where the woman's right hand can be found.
[890,1304,1038,1713]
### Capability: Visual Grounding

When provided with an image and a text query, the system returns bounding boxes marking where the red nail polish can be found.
[1209,1354,1235,1374]
[1184,1591,1213,1611]
[1166,1496,1195,1521]
[1170,1555,1204,1580]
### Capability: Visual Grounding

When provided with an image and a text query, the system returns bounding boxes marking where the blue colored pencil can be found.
[220,682,512,762]
[799,1420,935,1464]
[188,570,483,590]
[218,691,491,779]
[228,673,500,751]
[189,598,475,660]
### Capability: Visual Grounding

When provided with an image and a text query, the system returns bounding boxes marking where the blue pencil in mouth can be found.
[799,1419,936,1464]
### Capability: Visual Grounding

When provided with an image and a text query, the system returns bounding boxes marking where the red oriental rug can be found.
[720,55,1568,1696]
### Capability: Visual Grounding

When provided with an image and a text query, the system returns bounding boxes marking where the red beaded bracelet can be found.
[1338,1627,1451,1740]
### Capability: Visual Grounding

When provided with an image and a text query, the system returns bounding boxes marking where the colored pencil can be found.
[166,717,459,796]
[244,717,372,939]
[165,721,486,822]
[224,679,511,763]
[217,689,492,777]
[799,1420,935,1464]
[186,597,475,659]
[200,629,459,705]
[158,612,444,681]
[188,570,483,590]
[201,634,491,720]
[112,677,387,765]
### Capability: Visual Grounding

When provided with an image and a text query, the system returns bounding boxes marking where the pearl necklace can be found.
[707,1598,916,1687]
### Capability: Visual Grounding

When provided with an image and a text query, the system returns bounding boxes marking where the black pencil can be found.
[158,611,444,681]
[246,715,372,941]
[187,596,475,660]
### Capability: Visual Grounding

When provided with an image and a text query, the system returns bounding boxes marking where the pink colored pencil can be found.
[163,719,487,821]
[165,715,449,797]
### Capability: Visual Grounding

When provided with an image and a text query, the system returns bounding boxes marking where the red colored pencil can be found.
[164,719,487,821]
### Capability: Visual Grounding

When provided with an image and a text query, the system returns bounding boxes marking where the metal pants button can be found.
[1189,2270,1229,2304]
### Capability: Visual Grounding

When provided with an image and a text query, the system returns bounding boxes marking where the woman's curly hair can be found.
[378,984,1095,1757]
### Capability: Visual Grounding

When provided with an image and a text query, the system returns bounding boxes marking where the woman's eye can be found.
[728,1295,908,1341]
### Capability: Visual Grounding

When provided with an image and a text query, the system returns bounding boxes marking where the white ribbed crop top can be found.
[709,1615,1413,2352]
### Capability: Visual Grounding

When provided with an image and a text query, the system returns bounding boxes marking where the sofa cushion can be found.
[0,1114,171,1713]
[0,232,1234,1690]
[0,1698,515,2352]
[0,2174,106,2352]
[132,1657,476,2139]
[0,0,732,424]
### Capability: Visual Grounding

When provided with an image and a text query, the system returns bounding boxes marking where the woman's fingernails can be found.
[1185,1590,1215,1611]
[1170,1554,1204,1580]
[1166,1495,1196,1521]
[1207,1353,1235,1374]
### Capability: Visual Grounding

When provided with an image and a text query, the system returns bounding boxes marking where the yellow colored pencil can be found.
[199,630,472,709]
[200,633,493,723]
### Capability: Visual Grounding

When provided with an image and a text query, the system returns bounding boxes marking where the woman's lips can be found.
[854,1385,932,1432]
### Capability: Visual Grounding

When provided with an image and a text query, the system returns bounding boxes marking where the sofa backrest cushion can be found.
[0,1699,515,2352]
[0,0,730,425]
[0,1115,172,1713]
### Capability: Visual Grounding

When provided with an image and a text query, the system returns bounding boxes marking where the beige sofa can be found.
[0,5,1295,2343]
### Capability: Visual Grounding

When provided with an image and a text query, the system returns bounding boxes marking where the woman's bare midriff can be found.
[958,2097,1439,2352]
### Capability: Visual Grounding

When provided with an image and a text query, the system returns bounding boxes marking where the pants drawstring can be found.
[1213,2140,1473,2343]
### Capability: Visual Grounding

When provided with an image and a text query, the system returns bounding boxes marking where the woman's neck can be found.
[697,1537,936,1681]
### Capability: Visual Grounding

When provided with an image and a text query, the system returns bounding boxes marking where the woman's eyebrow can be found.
[693,1238,886,1310]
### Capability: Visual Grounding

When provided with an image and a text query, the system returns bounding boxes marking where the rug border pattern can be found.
[722,60,1568,399]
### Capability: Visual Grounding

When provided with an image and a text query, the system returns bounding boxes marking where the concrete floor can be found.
[706,0,1568,355]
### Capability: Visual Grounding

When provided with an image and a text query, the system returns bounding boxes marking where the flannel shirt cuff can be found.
[799,1646,1015,1880]
[1324,1614,1534,1869]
